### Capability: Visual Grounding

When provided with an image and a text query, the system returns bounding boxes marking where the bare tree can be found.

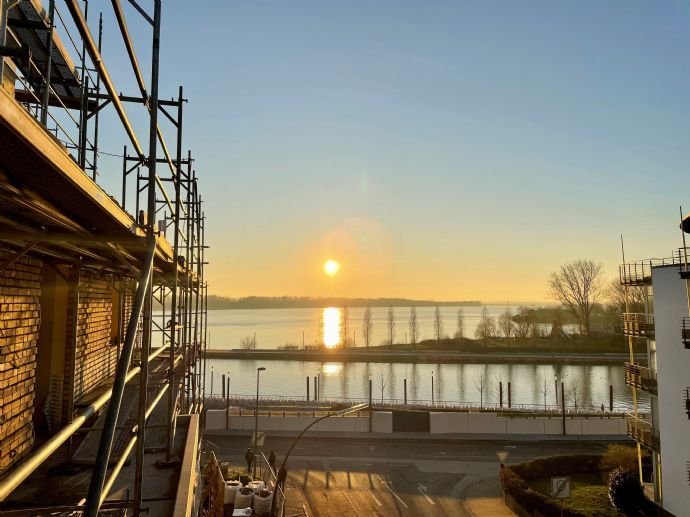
[498,307,514,338]
[342,306,350,348]
[474,373,487,409]
[362,307,373,348]
[387,306,395,346]
[569,383,582,413]
[548,260,604,336]
[409,307,418,349]
[514,305,532,339]
[375,371,389,403]
[433,306,443,343]
[454,308,465,339]
[538,374,552,410]
[605,278,645,313]
[475,307,496,345]
[240,334,257,350]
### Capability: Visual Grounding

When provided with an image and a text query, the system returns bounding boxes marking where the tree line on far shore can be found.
[319,259,642,349]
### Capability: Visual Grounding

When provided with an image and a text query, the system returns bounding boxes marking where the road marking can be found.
[417,483,436,505]
[369,490,383,507]
[376,475,408,509]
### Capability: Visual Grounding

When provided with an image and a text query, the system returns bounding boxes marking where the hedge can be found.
[501,455,605,517]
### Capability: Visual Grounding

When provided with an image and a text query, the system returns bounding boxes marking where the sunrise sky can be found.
[95,1,690,302]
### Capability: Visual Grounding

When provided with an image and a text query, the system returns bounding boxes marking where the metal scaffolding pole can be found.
[167,84,183,458]
[133,1,161,514]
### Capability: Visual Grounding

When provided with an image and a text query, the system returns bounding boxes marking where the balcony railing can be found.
[619,249,690,286]
[624,362,657,395]
[682,318,690,349]
[626,413,660,451]
[622,313,654,338]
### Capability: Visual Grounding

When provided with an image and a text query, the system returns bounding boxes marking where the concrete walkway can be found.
[463,477,515,516]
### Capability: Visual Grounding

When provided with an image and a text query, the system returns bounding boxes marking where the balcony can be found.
[682,318,690,349]
[626,413,660,451]
[619,249,689,286]
[622,313,654,339]
[624,362,657,395]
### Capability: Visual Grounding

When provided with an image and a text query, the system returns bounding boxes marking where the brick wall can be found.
[0,250,41,476]
[73,271,117,403]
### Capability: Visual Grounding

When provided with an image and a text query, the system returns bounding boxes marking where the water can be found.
[203,307,648,411]
[208,305,528,349]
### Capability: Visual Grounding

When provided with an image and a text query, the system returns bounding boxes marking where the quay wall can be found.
[205,408,627,436]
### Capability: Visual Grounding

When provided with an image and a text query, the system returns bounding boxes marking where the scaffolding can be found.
[0,0,207,514]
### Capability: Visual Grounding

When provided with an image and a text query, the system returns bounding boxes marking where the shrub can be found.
[608,467,644,515]
[601,444,638,473]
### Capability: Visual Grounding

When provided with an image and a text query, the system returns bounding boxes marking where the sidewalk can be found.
[205,428,630,443]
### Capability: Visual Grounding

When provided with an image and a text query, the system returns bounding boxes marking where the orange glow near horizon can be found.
[322,307,341,348]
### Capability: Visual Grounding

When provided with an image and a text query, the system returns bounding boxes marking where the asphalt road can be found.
[209,436,608,516]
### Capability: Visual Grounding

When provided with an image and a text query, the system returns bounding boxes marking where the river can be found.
[201,307,647,411]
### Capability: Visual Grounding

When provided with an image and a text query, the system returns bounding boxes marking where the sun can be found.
[323,259,340,277]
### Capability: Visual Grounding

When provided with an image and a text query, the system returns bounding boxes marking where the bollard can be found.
[221,374,226,400]
[368,378,373,432]
[404,378,407,405]
[306,377,310,401]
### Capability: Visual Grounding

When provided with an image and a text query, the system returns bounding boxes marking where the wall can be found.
[205,409,627,436]
[651,265,690,516]
[72,270,117,403]
[0,250,42,475]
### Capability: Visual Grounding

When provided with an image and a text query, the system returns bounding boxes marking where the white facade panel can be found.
[651,265,690,516]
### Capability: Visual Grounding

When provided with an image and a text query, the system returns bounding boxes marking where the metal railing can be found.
[622,313,655,338]
[255,453,285,517]
[619,249,690,285]
[204,394,632,416]
[624,362,657,395]
[625,413,660,451]
[682,318,690,349]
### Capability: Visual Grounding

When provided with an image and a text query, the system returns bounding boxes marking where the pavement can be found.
[207,434,613,516]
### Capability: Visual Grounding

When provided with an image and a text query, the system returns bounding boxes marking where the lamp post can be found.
[253,366,266,477]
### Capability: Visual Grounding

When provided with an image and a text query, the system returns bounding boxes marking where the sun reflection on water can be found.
[322,307,341,348]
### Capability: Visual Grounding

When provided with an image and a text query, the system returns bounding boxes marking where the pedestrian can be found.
[268,450,276,473]
[601,403,605,413]
[245,447,255,473]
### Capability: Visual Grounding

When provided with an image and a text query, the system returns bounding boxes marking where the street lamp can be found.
[253,367,266,477]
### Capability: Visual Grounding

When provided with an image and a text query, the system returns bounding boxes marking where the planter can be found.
[253,489,273,516]
[234,486,254,509]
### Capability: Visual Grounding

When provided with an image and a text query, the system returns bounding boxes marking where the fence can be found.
[204,394,628,416]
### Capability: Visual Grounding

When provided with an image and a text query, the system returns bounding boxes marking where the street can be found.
[208,435,609,516]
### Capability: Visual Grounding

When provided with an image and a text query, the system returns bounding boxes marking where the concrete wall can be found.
[651,265,690,516]
[206,409,627,437]
[0,251,41,476]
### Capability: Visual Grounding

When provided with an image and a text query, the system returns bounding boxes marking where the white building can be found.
[620,253,690,516]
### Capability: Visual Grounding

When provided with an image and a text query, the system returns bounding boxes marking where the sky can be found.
[86,1,690,302]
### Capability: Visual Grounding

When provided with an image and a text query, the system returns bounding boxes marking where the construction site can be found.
[0,0,213,514]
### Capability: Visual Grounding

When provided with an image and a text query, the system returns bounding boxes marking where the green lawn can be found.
[530,473,620,517]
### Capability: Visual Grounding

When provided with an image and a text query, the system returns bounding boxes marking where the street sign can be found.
[251,431,265,447]
[496,451,509,464]
[551,476,570,499]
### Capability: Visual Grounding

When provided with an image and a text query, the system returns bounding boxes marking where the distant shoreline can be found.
[206,296,485,310]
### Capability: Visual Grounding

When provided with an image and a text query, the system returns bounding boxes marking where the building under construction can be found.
[0,0,208,514]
